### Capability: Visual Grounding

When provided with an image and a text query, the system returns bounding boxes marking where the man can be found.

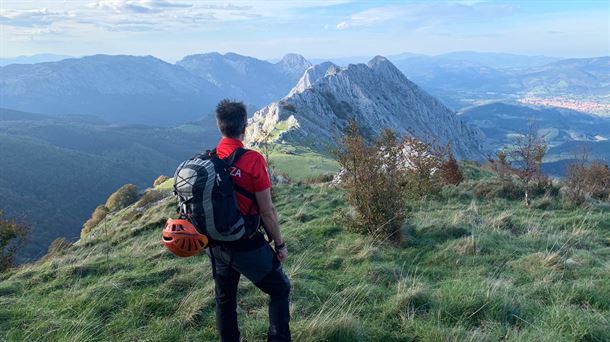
[208,99,291,342]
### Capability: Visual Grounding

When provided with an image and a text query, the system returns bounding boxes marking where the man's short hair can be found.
[215,99,247,138]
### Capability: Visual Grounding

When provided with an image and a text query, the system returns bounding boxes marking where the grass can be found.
[1,171,609,341]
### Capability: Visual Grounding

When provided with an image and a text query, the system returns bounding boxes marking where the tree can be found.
[256,124,276,181]
[335,122,408,242]
[508,121,547,207]
[438,145,463,186]
[0,211,28,272]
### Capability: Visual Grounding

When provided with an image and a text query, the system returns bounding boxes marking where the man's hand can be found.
[274,240,288,263]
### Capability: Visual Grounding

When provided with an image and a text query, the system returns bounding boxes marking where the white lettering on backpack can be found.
[229,166,242,177]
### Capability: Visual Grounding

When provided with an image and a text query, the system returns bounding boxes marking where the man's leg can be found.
[255,267,291,342]
[210,247,241,342]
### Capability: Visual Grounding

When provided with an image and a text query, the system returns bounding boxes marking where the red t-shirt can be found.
[216,137,271,215]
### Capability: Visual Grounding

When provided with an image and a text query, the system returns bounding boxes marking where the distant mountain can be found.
[433,51,561,69]
[0,108,221,260]
[0,53,72,66]
[389,55,610,112]
[460,102,610,167]
[520,57,610,96]
[176,52,311,108]
[0,55,223,125]
[0,53,311,125]
[247,56,486,160]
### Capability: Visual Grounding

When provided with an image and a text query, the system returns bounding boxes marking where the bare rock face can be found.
[246,56,486,160]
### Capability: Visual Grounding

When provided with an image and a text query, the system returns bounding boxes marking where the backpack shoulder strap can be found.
[225,147,250,166]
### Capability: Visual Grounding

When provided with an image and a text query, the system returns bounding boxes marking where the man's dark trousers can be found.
[208,239,291,342]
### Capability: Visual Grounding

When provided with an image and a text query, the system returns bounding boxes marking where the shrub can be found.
[563,161,610,205]
[0,211,28,272]
[334,122,408,242]
[137,190,165,208]
[401,137,445,200]
[439,154,463,186]
[153,175,170,187]
[105,184,140,212]
[81,205,109,238]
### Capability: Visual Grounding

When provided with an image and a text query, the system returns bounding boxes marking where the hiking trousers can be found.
[207,242,291,342]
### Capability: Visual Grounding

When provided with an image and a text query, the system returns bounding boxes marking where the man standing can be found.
[208,99,291,342]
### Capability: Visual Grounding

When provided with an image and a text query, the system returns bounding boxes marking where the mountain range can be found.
[0,53,311,125]
[1,52,608,127]
[246,56,485,160]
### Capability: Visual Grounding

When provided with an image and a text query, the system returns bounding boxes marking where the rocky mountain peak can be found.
[247,58,486,160]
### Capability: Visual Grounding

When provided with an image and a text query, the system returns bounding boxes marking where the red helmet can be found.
[162,219,208,257]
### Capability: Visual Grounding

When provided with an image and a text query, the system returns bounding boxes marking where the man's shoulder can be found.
[241,149,266,163]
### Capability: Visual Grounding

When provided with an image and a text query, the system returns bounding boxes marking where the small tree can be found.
[335,122,408,242]
[257,124,276,181]
[489,150,513,187]
[508,121,547,207]
[0,211,28,272]
[438,145,463,186]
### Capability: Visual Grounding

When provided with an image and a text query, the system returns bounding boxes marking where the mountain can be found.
[176,52,311,108]
[246,56,486,160]
[0,108,221,260]
[460,102,610,172]
[433,51,561,69]
[0,55,223,125]
[519,57,610,96]
[0,53,311,125]
[388,55,609,113]
[0,53,72,66]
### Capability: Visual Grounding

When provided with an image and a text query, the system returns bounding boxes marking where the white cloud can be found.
[336,21,349,30]
[88,0,191,14]
[335,2,516,30]
[0,8,74,27]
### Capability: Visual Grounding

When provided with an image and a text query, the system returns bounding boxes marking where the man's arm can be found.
[255,188,287,262]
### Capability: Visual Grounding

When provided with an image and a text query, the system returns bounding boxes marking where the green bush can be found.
[105,184,139,212]
[81,205,109,238]
[153,175,170,188]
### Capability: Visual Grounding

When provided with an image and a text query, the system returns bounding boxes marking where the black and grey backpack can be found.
[173,148,259,243]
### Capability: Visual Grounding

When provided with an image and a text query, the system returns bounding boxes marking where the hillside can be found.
[0,108,221,260]
[247,56,486,160]
[460,102,610,170]
[1,168,609,341]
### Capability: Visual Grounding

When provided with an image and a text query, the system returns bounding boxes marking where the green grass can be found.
[1,174,609,341]
[266,144,339,181]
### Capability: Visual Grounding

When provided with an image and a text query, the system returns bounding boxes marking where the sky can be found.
[0,0,608,61]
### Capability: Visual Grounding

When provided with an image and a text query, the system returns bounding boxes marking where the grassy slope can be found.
[1,179,609,341]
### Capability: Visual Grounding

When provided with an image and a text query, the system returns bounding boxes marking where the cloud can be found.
[336,21,349,30]
[200,3,252,11]
[89,0,191,14]
[335,2,517,30]
[0,8,73,27]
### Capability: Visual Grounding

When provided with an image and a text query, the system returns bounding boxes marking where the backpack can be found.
[173,148,259,243]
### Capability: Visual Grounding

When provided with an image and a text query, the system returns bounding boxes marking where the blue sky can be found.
[0,0,608,61]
